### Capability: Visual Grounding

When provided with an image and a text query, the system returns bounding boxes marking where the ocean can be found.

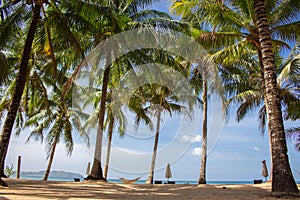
[109,179,255,185]
[11,175,76,182]
[12,175,291,185]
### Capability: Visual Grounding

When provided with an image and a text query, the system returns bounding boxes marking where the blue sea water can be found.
[13,176,300,185]
[108,179,253,185]
[11,175,77,182]
[110,179,300,185]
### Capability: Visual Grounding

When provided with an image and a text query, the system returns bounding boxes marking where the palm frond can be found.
[272,21,300,42]
[258,106,266,135]
[270,0,300,28]
[63,118,73,156]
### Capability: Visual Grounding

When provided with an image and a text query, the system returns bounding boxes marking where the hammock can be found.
[119,176,142,184]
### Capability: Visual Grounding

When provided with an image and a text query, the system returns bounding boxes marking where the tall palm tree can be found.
[254,0,298,193]
[197,68,208,184]
[103,95,126,179]
[25,81,89,180]
[171,0,299,191]
[0,32,26,177]
[220,40,300,185]
[0,0,89,180]
[100,48,189,179]
[0,1,44,185]
[129,83,186,184]
[64,0,188,180]
[170,2,221,185]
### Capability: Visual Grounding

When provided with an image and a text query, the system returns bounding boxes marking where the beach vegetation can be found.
[0,0,299,195]
[4,164,15,178]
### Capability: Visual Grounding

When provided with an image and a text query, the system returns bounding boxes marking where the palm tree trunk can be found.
[0,152,7,178]
[0,3,42,179]
[103,117,114,179]
[258,49,273,182]
[146,110,161,184]
[43,137,58,181]
[198,77,207,184]
[254,0,298,194]
[87,53,111,181]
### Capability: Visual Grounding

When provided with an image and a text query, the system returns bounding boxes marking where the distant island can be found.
[20,171,84,179]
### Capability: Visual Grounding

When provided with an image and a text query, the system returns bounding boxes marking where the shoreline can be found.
[1,178,299,199]
[12,176,260,185]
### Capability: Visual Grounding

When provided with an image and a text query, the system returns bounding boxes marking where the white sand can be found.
[0,178,299,200]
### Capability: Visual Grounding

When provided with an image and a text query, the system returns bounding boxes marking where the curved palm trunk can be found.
[146,110,161,184]
[0,154,7,178]
[0,3,42,180]
[198,78,207,184]
[254,0,298,194]
[87,56,111,181]
[43,137,58,181]
[103,117,114,179]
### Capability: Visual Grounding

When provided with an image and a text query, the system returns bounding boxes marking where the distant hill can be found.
[21,171,84,179]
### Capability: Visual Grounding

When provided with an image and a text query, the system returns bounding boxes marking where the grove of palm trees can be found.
[0,0,299,198]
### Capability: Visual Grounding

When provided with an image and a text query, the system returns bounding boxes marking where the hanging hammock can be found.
[119,176,142,184]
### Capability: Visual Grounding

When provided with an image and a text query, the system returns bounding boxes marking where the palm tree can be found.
[0,0,91,181]
[0,34,26,178]
[171,0,300,191]
[103,95,126,179]
[197,67,208,184]
[254,0,298,193]
[278,41,300,123]
[0,1,44,184]
[130,83,186,184]
[222,45,300,135]
[170,2,221,185]
[63,0,188,181]
[219,40,300,185]
[24,70,89,180]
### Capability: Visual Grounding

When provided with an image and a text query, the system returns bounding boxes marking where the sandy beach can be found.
[0,178,299,200]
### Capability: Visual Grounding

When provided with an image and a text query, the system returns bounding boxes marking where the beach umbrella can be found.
[261,160,268,182]
[165,163,172,182]
[86,162,91,176]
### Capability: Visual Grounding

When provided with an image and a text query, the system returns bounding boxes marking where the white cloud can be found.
[192,147,202,156]
[181,135,201,143]
[193,135,201,143]
[252,147,261,152]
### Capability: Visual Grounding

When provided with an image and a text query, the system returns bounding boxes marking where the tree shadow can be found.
[0,178,298,200]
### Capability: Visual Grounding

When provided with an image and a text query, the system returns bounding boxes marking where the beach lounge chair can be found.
[168,181,175,184]
[154,180,162,184]
[253,179,262,184]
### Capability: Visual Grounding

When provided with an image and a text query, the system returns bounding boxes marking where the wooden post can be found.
[17,156,21,179]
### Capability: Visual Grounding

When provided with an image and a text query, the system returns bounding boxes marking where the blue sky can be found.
[5,96,300,182]
[3,0,300,183]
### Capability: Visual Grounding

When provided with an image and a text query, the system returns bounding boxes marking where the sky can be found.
[5,98,300,182]
[3,0,300,183]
